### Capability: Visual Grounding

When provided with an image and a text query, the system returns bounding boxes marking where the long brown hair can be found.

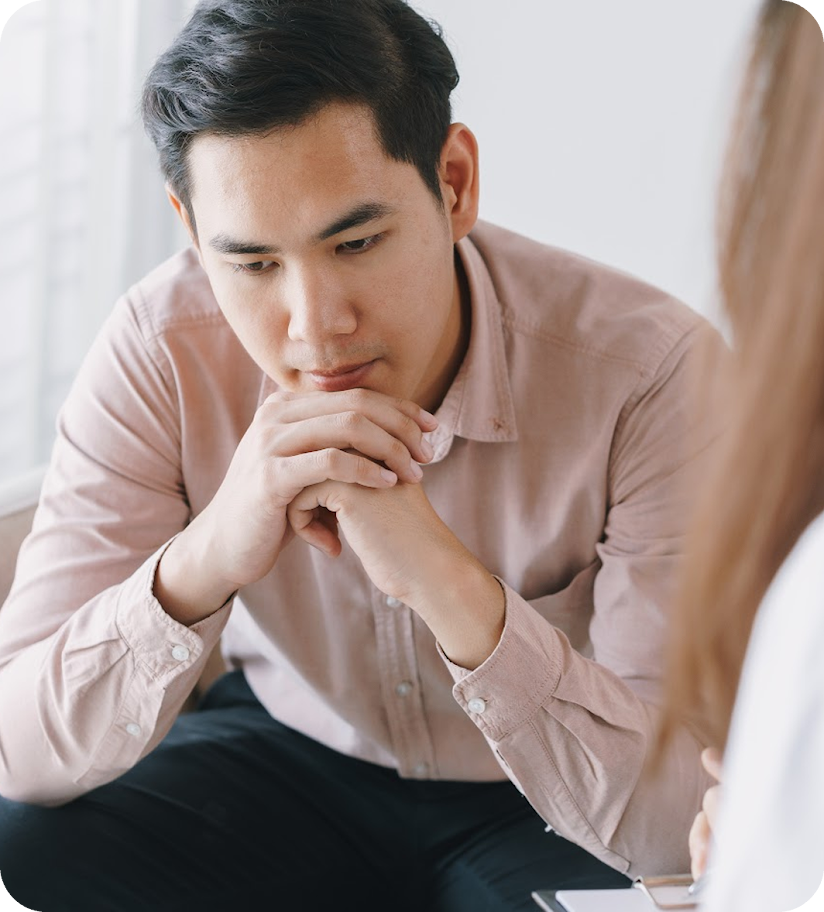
[657,2,824,753]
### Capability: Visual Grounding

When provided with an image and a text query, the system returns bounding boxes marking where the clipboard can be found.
[532,875,697,911]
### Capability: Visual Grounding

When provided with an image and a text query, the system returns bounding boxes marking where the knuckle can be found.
[337,410,362,433]
[354,457,374,483]
[388,437,408,462]
[396,411,417,439]
[317,447,339,472]
[262,455,289,499]
[261,451,279,480]
[259,426,286,462]
[265,389,293,407]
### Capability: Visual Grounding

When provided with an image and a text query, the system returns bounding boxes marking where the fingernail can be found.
[410,462,423,480]
[420,439,434,461]
[381,468,398,484]
[421,410,438,428]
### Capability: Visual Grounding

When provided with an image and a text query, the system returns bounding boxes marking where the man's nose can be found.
[285,266,357,343]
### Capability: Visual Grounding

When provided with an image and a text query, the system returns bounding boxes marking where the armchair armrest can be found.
[0,466,46,606]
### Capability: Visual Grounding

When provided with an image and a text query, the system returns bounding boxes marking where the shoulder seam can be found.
[502,308,696,378]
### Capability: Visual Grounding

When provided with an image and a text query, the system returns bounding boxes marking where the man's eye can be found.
[232,261,276,275]
[338,234,382,254]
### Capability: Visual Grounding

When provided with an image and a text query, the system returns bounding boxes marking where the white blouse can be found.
[703,512,824,912]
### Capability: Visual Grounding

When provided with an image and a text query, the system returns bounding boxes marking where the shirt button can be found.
[385,596,403,609]
[395,681,413,697]
[171,645,190,662]
[125,723,142,737]
[467,697,487,714]
[413,763,429,777]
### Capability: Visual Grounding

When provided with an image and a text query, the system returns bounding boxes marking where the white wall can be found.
[414,0,763,321]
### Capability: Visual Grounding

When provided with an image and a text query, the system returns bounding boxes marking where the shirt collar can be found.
[255,231,518,462]
[423,233,518,462]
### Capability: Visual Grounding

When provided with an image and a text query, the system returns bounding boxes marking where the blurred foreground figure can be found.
[659,4,824,910]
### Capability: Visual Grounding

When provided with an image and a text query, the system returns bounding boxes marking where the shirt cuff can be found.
[114,537,232,688]
[438,578,564,741]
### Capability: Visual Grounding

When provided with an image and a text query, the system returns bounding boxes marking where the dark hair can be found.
[141,0,460,224]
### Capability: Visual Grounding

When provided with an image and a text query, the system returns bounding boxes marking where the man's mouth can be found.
[306,360,378,392]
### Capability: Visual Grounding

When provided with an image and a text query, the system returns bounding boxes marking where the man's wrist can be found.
[408,552,506,671]
[153,520,237,626]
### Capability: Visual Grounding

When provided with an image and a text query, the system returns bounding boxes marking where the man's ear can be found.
[165,184,199,250]
[438,124,480,244]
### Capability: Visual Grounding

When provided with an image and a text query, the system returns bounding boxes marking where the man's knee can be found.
[0,794,108,911]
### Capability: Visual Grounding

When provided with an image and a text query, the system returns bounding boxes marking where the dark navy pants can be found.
[0,671,628,911]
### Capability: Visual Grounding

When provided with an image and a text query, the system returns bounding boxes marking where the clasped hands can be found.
[236,387,464,608]
[157,387,504,666]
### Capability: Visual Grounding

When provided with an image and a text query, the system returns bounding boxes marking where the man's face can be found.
[180,103,475,412]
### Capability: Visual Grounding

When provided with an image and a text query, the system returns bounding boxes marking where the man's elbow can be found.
[0,769,79,808]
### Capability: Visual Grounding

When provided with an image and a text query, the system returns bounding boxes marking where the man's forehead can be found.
[187,103,387,177]
[185,114,403,218]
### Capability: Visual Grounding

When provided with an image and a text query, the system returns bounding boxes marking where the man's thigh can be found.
[0,671,407,912]
[417,780,631,912]
[0,670,631,912]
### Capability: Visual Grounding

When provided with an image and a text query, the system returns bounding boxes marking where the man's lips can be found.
[306,360,378,392]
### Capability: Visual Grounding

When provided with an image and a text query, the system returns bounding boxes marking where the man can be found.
[0,1,724,910]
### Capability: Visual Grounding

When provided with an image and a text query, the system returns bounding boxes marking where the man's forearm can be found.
[0,546,227,805]
[445,587,709,877]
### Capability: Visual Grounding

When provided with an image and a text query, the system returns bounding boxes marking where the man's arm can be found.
[286,322,728,877]
[0,292,434,805]
[0,296,223,805]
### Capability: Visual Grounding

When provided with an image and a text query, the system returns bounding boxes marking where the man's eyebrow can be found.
[316,202,396,241]
[208,235,278,256]
[207,202,395,257]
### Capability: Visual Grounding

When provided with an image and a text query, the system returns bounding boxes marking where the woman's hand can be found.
[689,746,723,880]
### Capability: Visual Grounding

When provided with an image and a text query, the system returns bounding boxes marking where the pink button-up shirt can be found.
[0,221,725,877]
